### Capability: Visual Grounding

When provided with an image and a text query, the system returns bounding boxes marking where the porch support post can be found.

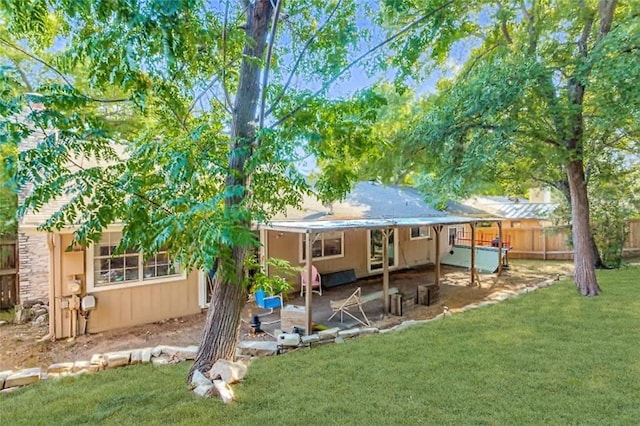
[470,222,477,286]
[433,225,442,288]
[497,221,503,275]
[259,229,268,276]
[382,228,390,315]
[305,231,314,336]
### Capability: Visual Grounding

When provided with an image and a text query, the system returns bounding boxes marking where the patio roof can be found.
[259,215,499,234]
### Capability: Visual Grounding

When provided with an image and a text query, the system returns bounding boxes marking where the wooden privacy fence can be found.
[471,219,640,260]
[0,240,18,309]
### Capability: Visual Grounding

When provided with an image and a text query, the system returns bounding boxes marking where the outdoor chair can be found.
[300,265,322,296]
[254,288,283,315]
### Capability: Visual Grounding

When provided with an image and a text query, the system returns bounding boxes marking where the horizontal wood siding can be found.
[86,274,200,333]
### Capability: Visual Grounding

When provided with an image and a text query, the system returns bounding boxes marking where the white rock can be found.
[213,380,235,404]
[141,348,153,363]
[47,362,74,375]
[236,341,278,357]
[0,370,11,389]
[0,320,7,327]
[317,327,340,340]
[73,360,101,373]
[301,334,320,345]
[151,345,166,357]
[176,345,199,360]
[359,327,379,335]
[191,370,211,389]
[130,349,142,365]
[338,328,360,338]
[334,337,345,344]
[152,357,170,366]
[207,360,247,384]
[104,351,131,368]
[193,384,215,397]
[90,354,106,367]
[5,368,41,388]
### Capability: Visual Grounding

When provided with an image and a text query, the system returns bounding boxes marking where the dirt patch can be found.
[0,260,574,371]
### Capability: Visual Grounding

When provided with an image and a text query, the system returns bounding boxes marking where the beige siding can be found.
[53,233,200,338]
[86,275,200,333]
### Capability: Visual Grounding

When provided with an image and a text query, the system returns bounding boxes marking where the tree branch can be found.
[265,0,343,118]
[0,37,129,104]
[271,0,458,128]
[258,0,283,130]
[221,0,234,110]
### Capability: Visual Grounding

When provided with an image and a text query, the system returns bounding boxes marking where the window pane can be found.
[301,240,306,260]
[324,238,342,256]
[410,227,420,238]
[311,240,323,258]
[124,268,139,281]
[125,255,139,267]
[143,267,155,279]
[110,257,124,269]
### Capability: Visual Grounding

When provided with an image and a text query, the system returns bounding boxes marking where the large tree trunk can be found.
[189,0,274,379]
[567,160,601,295]
[553,178,605,269]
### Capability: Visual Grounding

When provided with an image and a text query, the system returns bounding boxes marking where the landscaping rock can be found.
[47,362,74,376]
[301,334,320,345]
[130,349,142,365]
[190,370,211,389]
[236,341,278,357]
[0,320,7,327]
[0,370,11,389]
[5,368,41,388]
[34,315,48,325]
[193,383,215,397]
[177,345,199,360]
[72,360,101,374]
[360,327,379,335]
[334,336,345,344]
[152,357,170,366]
[90,354,107,367]
[317,327,340,340]
[104,351,131,369]
[213,379,235,404]
[338,328,360,339]
[207,360,247,384]
[141,348,153,363]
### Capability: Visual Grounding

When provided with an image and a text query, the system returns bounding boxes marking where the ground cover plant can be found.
[1,266,639,425]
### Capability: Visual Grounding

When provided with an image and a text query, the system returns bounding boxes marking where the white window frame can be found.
[87,232,185,292]
[299,231,345,262]
[410,226,431,240]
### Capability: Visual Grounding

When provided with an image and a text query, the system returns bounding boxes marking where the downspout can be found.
[39,232,56,342]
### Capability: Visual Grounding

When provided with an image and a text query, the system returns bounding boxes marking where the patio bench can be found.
[321,269,357,288]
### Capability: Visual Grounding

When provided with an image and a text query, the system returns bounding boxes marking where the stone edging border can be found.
[1,276,562,396]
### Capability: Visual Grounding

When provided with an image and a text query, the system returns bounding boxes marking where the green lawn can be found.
[2,267,640,425]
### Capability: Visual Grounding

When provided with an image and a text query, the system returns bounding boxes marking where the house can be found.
[18,173,505,338]
[258,181,508,333]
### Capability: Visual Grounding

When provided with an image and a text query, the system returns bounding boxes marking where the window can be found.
[448,226,463,246]
[301,231,344,261]
[90,232,182,289]
[410,226,431,240]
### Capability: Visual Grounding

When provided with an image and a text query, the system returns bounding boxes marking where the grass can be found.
[2,267,640,425]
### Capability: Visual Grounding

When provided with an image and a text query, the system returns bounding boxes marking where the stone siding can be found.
[16,106,50,305]
[17,231,49,304]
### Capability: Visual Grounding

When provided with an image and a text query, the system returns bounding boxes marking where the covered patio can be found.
[259,216,506,335]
